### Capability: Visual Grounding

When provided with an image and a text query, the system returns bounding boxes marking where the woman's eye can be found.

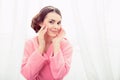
[49,21,54,24]
[57,22,61,25]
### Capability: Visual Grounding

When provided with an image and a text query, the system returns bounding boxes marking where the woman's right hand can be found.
[37,25,47,55]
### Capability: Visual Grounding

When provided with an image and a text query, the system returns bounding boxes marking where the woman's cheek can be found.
[58,27,62,32]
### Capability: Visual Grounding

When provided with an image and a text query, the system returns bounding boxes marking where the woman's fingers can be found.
[58,28,65,38]
[39,25,45,31]
[38,25,47,34]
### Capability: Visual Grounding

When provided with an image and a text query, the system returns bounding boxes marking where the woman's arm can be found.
[49,39,73,80]
[21,25,48,80]
[21,40,48,80]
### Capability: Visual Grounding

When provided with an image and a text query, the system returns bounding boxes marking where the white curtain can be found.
[0,0,120,80]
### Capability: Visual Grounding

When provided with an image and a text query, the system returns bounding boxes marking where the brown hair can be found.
[31,6,62,33]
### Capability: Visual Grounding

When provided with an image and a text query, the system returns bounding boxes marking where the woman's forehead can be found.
[45,12,62,21]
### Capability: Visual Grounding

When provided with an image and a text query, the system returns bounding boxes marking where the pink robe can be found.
[21,36,73,80]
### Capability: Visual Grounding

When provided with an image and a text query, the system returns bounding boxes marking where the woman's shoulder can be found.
[24,36,38,47]
[25,36,37,43]
[61,37,72,46]
[60,37,73,52]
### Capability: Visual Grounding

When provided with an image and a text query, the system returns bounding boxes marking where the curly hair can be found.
[31,6,62,33]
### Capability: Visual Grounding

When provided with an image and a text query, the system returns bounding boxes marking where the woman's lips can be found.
[50,30,58,33]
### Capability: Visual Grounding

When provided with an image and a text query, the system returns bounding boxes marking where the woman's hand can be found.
[52,28,65,56]
[52,28,65,44]
[37,26,47,55]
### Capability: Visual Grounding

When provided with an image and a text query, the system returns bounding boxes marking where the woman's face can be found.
[41,12,62,38]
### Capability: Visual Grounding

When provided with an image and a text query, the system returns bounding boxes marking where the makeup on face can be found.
[43,12,62,37]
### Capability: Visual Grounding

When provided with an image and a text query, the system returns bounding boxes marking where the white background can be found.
[0,0,120,80]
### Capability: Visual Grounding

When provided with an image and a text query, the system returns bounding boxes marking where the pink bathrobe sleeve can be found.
[21,39,48,80]
[49,39,73,80]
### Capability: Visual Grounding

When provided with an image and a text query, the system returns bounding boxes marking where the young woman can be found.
[21,6,73,80]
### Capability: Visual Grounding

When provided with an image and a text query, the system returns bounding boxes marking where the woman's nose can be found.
[53,24,59,29]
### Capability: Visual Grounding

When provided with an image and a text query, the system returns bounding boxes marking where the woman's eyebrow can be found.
[49,19,55,22]
[58,21,61,23]
[49,19,61,22]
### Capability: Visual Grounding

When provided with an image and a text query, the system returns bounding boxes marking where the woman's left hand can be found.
[52,28,65,55]
[52,28,65,44]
